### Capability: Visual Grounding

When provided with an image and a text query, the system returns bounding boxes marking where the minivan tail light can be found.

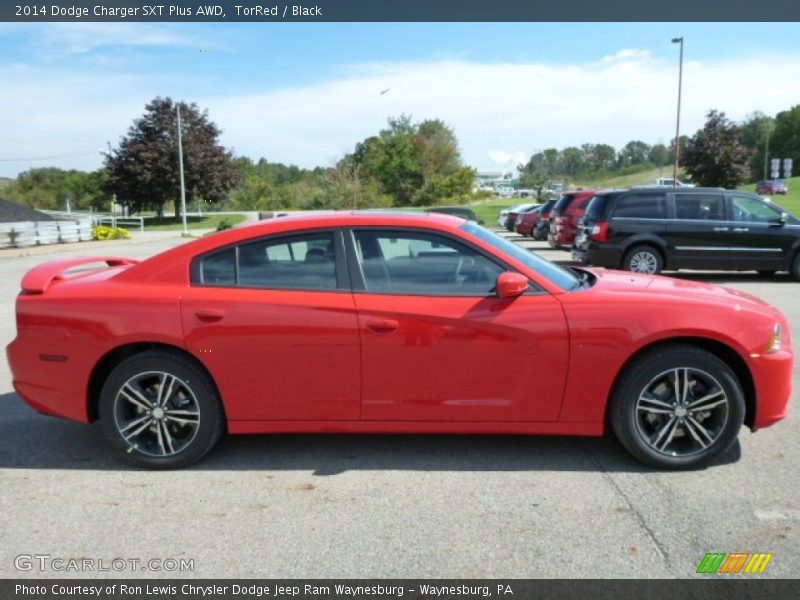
[591,222,609,242]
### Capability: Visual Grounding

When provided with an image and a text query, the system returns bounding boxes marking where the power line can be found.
[0,148,104,163]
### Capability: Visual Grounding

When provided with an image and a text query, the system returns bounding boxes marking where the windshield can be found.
[461,222,579,291]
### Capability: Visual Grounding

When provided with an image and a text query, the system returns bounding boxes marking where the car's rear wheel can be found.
[610,344,744,469]
[99,350,224,468]
[623,245,663,275]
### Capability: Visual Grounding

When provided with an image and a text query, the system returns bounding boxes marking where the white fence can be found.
[0,218,93,248]
[93,215,145,232]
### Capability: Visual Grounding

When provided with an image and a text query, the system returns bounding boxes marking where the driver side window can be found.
[353,230,505,296]
[731,195,781,223]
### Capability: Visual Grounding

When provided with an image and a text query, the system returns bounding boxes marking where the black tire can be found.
[609,344,745,470]
[99,350,225,469]
[791,253,800,282]
[623,244,663,275]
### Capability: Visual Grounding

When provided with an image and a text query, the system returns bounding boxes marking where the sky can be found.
[1,22,800,178]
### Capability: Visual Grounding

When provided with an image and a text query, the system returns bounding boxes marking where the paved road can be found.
[0,231,797,578]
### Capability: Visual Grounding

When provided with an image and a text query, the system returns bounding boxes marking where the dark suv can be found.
[572,187,800,279]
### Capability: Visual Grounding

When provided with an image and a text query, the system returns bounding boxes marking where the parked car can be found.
[7,211,792,469]
[515,205,542,236]
[548,190,597,248]
[427,206,484,224]
[532,199,557,240]
[755,180,789,196]
[503,203,536,231]
[652,178,695,188]
[572,187,800,278]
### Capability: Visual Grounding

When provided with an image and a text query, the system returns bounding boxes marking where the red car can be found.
[6,212,793,469]
[515,205,541,236]
[755,180,789,196]
[548,190,597,248]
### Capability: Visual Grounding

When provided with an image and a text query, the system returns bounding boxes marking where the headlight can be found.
[765,323,783,354]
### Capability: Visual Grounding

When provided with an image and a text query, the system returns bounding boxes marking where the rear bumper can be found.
[750,349,794,431]
[6,338,89,423]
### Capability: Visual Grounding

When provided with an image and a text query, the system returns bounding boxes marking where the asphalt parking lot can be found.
[0,229,797,579]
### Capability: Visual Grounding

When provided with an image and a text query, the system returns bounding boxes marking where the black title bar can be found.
[4,580,800,600]
[3,0,800,22]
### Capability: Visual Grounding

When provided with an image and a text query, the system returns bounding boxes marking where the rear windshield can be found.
[584,195,608,221]
[552,195,573,213]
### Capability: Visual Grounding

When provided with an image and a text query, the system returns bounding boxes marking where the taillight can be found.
[591,222,609,242]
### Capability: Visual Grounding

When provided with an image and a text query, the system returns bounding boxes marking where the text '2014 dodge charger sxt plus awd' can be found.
[6,212,794,469]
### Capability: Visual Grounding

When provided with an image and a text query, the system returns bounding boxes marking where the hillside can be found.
[738,176,800,216]
[572,166,685,190]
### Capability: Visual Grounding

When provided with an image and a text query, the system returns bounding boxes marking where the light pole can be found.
[763,126,771,180]
[671,37,684,187]
[176,103,189,237]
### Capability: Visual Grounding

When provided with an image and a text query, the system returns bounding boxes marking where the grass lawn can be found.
[738,176,800,217]
[142,213,246,231]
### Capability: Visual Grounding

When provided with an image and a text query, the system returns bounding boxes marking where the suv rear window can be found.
[552,194,573,213]
[612,193,666,219]
[583,195,608,221]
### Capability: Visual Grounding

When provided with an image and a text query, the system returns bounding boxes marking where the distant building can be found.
[475,171,519,194]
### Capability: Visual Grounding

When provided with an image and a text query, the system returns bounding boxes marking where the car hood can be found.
[581,267,777,313]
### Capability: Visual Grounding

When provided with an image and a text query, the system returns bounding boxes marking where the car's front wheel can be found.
[610,344,744,469]
[99,350,224,468]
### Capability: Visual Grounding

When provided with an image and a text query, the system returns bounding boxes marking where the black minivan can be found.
[572,187,800,279]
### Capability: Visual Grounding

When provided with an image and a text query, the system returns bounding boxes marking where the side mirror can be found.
[780,212,789,225]
[496,271,529,298]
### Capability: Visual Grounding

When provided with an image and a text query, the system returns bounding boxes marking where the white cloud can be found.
[2,50,800,177]
[488,150,528,169]
[39,23,218,53]
[601,48,652,62]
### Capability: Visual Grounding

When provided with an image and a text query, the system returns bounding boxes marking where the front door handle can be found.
[733,227,749,232]
[712,227,729,232]
[365,318,399,333]
[195,308,226,322]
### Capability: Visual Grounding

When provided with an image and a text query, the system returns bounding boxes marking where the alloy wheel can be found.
[629,251,658,274]
[113,371,201,457]
[634,367,729,457]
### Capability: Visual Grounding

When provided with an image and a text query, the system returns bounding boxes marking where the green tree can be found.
[648,143,671,167]
[104,97,240,218]
[683,110,751,188]
[618,140,651,167]
[6,167,108,211]
[347,115,473,206]
[769,105,800,175]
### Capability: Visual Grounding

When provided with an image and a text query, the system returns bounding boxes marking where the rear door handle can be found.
[712,227,729,232]
[733,227,749,232]
[365,318,399,333]
[195,308,226,322]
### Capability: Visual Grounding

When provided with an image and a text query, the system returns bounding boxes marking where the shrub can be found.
[216,218,234,231]
[92,225,130,240]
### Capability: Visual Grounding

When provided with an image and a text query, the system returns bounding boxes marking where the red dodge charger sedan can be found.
[6,212,793,469]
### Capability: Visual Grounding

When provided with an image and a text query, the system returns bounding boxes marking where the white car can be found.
[652,178,695,188]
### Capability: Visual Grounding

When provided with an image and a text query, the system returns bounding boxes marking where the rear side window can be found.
[612,194,666,219]
[675,193,725,220]
[195,231,338,290]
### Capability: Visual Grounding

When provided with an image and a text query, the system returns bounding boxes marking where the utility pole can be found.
[763,127,770,180]
[671,37,684,186]
[176,103,189,237]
